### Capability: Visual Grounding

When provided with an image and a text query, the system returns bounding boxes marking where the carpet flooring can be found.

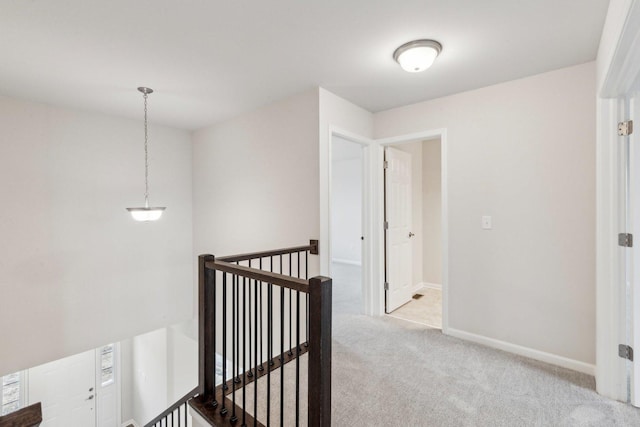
[330,263,640,426]
[238,263,640,426]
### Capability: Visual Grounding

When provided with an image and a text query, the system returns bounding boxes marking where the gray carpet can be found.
[240,263,640,426]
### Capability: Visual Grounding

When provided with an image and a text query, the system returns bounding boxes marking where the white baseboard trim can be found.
[446,327,595,376]
[420,282,442,291]
[122,420,140,427]
[331,258,362,266]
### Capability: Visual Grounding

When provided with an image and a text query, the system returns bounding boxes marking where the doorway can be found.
[382,138,443,329]
[331,136,364,315]
[27,344,119,427]
[321,127,447,325]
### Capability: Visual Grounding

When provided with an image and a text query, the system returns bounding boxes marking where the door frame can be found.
[377,130,449,332]
[326,128,373,314]
[596,0,640,403]
[320,126,449,330]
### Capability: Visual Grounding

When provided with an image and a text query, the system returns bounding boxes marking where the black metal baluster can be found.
[238,264,243,384]
[259,258,264,372]
[267,256,273,427]
[288,253,293,356]
[280,284,285,427]
[254,277,259,427]
[221,273,228,416]
[305,250,309,347]
[232,274,238,423]
[235,263,241,384]
[267,280,272,427]
[242,276,247,427]
[213,269,218,408]
[296,289,300,427]
[184,402,187,427]
[248,260,253,379]
[270,256,275,367]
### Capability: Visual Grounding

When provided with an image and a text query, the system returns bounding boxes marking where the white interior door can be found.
[96,345,118,427]
[385,146,413,313]
[28,350,96,427]
[631,93,640,407]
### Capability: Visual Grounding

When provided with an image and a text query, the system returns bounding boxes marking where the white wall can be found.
[319,89,374,275]
[132,328,168,425]
[192,90,327,372]
[192,89,320,266]
[331,137,362,265]
[122,321,197,426]
[119,338,134,424]
[394,141,424,291]
[422,139,442,285]
[0,95,193,377]
[374,62,597,367]
[167,321,198,402]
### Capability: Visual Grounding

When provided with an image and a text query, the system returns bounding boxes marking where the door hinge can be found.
[619,233,633,247]
[619,344,634,361]
[384,160,389,169]
[384,221,389,230]
[618,120,633,136]
[384,282,389,290]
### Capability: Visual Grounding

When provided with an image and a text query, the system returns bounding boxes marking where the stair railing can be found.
[145,386,199,427]
[190,240,332,427]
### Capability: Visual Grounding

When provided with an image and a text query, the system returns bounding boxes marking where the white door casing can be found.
[28,350,96,427]
[385,147,413,313]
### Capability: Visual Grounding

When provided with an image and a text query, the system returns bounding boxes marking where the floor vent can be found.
[412,294,424,300]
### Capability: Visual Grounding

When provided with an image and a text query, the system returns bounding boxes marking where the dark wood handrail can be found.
[195,240,331,427]
[144,386,199,427]
[217,239,318,263]
[207,260,310,293]
[0,402,42,427]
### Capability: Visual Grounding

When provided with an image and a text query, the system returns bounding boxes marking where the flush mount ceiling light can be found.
[126,87,166,222]
[393,39,442,73]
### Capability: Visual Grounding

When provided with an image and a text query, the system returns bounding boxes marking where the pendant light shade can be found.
[393,39,442,73]
[127,206,165,221]
[126,87,166,221]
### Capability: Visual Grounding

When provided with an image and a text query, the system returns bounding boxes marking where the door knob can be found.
[86,395,94,400]
[409,232,415,238]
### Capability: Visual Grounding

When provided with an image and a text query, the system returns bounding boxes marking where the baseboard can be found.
[446,327,595,376]
[331,258,362,266]
[122,420,140,427]
[420,282,442,290]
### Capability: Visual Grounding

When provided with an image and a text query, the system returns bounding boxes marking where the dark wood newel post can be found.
[198,254,216,400]
[308,275,332,427]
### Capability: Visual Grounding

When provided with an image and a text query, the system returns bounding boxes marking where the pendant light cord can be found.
[143,91,149,208]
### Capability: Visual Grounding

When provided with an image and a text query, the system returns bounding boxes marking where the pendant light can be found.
[126,87,166,221]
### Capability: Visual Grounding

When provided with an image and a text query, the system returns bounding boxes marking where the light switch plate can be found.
[482,216,492,230]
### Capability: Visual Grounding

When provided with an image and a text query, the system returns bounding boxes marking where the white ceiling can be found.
[0,0,609,130]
